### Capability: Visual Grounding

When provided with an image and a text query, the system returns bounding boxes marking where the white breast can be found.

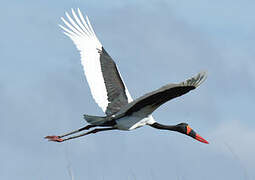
[115,115,155,130]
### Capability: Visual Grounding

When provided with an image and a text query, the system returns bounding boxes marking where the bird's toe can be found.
[44,135,64,142]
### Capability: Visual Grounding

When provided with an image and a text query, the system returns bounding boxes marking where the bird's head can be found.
[175,123,209,144]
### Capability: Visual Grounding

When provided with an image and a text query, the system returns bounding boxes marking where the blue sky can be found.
[1,0,255,179]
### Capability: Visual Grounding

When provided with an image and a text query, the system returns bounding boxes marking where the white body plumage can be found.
[115,115,155,130]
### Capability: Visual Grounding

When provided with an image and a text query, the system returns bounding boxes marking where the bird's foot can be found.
[44,135,64,142]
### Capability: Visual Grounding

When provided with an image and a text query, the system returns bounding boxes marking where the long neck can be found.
[150,122,178,131]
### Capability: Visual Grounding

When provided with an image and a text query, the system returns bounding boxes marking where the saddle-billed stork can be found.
[45,9,209,144]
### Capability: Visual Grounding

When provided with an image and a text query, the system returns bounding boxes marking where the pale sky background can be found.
[1,0,255,179]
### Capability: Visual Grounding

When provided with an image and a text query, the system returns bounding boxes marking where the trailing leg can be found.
[59,127,117,142]
[45,124,97,142]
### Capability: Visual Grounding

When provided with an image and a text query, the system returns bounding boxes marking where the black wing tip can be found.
[182,71,208,88]
[195,71,208,87]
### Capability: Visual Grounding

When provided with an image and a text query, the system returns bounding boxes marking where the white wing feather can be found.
[60,8,133,112]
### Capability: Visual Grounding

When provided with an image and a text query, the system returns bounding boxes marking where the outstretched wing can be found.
[60,8,133,115]
[121,72,207,116]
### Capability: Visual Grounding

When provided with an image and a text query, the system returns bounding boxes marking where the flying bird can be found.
[45,9,209,144]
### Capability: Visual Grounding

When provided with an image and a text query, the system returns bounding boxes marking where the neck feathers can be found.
[150,122,177,131]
